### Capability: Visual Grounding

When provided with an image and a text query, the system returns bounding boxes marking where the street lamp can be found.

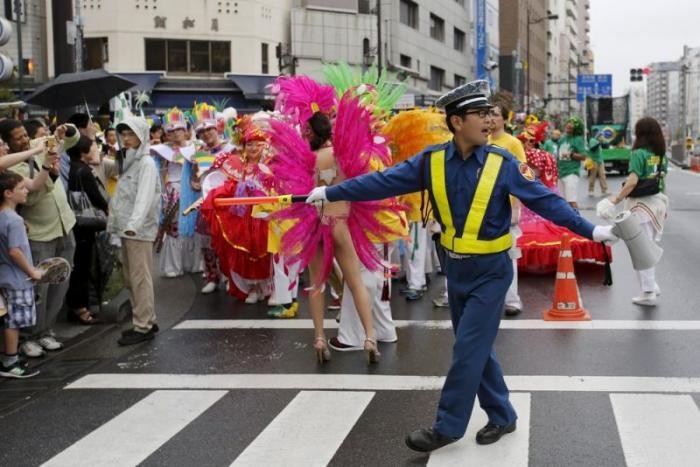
[526,9,558,114]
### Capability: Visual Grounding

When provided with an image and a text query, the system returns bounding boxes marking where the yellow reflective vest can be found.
[430,149,512,254]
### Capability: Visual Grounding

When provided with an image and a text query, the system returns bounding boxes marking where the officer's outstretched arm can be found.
[326,154,425,203]
[505,159,595,239]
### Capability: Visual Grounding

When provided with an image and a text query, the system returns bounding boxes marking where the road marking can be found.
[231,391,373,466]
[65,374,700,393]
[173,318,700,331]
[427,393,530,467]
[610,394,700,467]
[41,390,226,467]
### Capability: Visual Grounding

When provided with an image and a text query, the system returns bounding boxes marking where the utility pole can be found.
[74,0,83,71]
[14,0,23,98]
[376,0,382,74]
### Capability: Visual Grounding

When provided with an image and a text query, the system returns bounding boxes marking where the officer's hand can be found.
[305,186,327,204]
[592,225,618,243]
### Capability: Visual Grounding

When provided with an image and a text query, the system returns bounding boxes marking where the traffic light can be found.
[0,17,13,82]
[630,68,644,82]
[686,137,694,150]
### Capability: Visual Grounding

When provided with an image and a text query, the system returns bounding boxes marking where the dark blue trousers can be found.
[433,251,517,439]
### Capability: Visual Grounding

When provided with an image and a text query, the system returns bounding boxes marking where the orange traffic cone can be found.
[543,234,591,321]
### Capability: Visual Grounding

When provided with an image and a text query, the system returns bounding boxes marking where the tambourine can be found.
[35,257,71,284]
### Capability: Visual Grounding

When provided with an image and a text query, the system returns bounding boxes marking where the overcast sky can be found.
[589,0,700,96]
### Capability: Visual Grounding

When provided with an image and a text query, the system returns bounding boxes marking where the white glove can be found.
[596,198,617,222]
[592,225,618,243]
[305,186,328,204]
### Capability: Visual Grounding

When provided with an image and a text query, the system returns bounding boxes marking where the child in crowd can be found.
[0,172,44,378]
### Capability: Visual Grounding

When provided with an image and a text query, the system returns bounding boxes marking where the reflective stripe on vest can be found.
[430,149,512,254]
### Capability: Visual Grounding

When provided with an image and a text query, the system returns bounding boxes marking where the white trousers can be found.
[505,226,523,309]
[159,235,202,276]
[635,221,658,293]
[406,222,429,290]
[268,255,300,305]
[337,244,397,346]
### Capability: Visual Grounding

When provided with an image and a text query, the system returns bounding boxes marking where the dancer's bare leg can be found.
[308,246,330,361]
[331,222,375,342]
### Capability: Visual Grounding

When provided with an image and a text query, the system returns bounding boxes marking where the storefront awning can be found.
[116,72,164,92]
[226,74,277,100]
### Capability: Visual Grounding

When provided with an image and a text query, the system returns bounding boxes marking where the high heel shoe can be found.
[314,337,331,363]
[364,338,381,364]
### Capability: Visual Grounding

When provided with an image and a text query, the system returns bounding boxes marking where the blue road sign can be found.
[576,74,612,102]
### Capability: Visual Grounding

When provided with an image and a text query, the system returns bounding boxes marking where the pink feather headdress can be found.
[273,75,336,125]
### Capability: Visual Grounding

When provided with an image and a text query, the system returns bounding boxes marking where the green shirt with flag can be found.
[587,136,604,163]
[556,134,587,178]
[629,148,667,192]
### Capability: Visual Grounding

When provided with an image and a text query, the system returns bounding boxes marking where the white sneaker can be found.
[164,271,179,278]
[632,292,657,307]
[244,291,260,304]
[432,296,450,308]
[20,340,45,358]
[201,282,217,294]
[38,335,63,351]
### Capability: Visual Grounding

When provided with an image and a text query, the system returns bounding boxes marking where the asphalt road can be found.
[1,168,699,467]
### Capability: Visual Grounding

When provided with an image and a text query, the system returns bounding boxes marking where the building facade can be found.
[2,0,51,92]
[646,60,681,141]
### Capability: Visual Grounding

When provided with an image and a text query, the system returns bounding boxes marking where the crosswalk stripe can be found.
[65,374,700,393]
[173,318,700,331]
[427,393,530,466]
[231,391,374,466]
[41,390,227,467]
[610,394,700,467]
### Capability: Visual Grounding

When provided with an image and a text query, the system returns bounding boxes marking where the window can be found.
[430,14,444,42]
[400,54,412,69]
[261,43,269,74]
[145,39,231,74]
[84,37,109,70]
[429,66,444,91]
[453,27,465,52]
[400,0,418,29]
[454,74,466,87]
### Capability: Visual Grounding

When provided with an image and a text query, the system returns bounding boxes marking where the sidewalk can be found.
[0,267,199,414]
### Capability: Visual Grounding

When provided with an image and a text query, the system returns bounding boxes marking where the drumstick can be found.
[213,194,308,207]
[183,197,204,216]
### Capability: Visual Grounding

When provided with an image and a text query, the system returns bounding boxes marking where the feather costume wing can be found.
[382,108,451,165]
[333,93,405,271]
[266,119,332,286]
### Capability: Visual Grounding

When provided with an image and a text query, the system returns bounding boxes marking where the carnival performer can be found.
[200,118,273,303]
[305,80,617,452]
[607,117,667,306]
[268,74,402,363]
[554,116,588,209]
[191,103,235,294]
[151,108,199,277]
[516,124,612,272]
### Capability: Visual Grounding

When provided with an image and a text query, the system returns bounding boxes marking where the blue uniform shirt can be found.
[326,140,595,243]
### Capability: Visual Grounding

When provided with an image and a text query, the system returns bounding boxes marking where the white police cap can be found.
[435,80,493,115]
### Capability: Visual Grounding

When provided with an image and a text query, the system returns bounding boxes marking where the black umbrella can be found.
[24,68,137,109]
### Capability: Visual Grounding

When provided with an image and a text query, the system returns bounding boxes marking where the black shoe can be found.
[504,306,522,317]
[475,422,516,445]
[117,329,155,346]
[121,323,159,337]
[405,428,457,452]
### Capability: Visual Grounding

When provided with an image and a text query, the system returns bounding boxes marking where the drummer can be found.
[192,104,236,294]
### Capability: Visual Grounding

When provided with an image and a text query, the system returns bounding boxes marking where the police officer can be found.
[306,80,617,452]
